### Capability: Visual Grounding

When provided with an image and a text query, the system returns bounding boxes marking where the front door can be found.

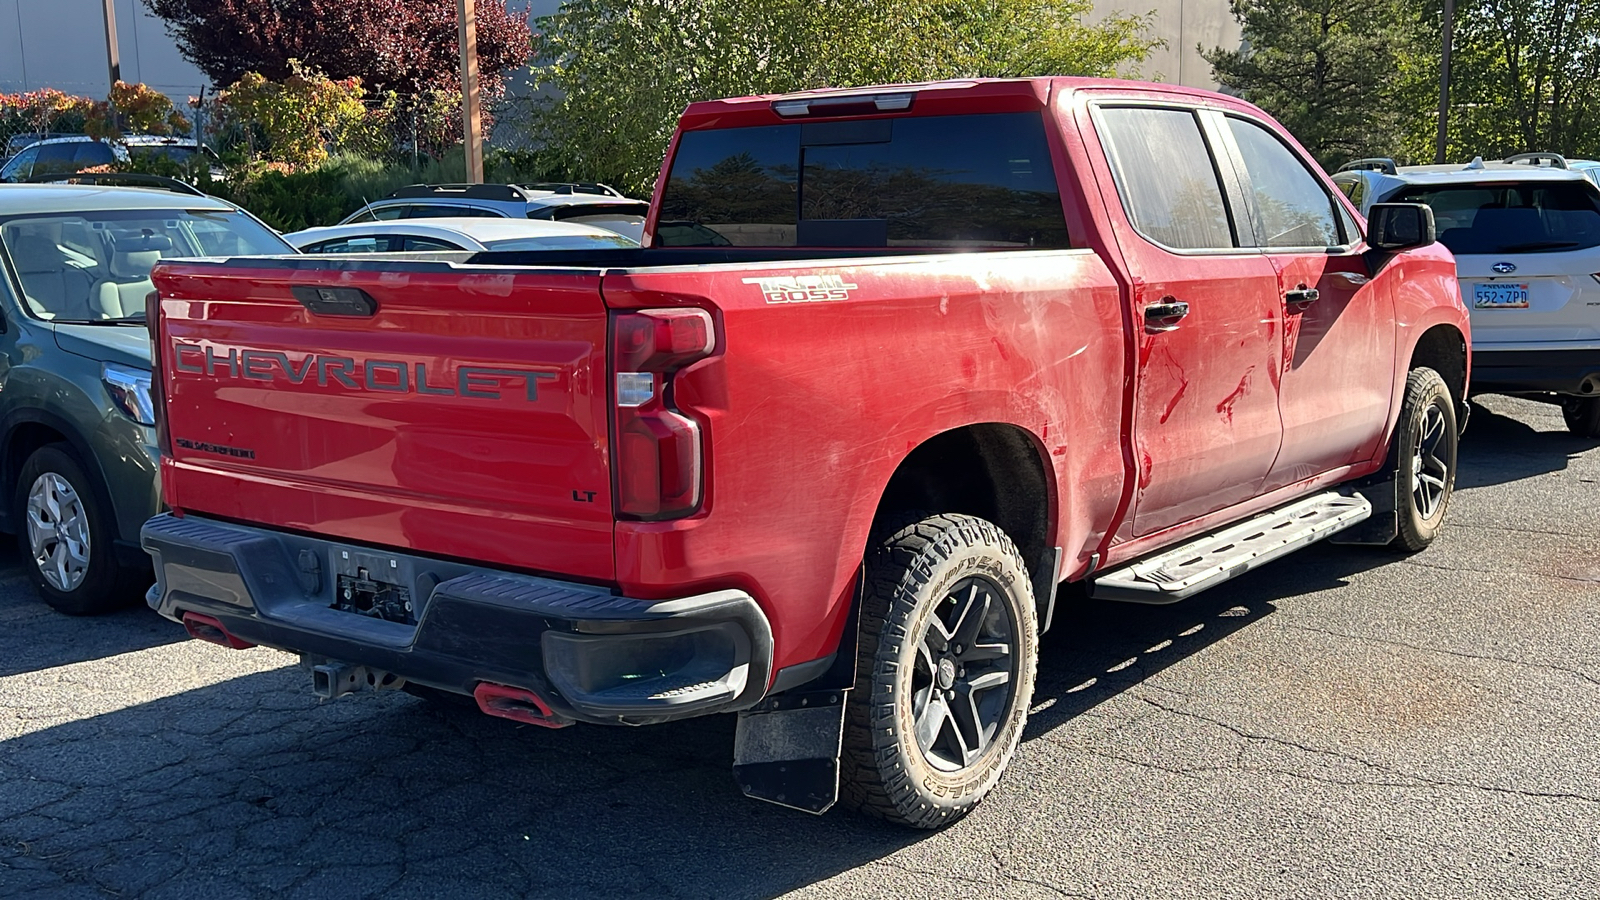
[1090,104,1286,538]
[1214,114,1396,489]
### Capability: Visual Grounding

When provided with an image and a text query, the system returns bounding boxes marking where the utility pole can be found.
[1435,0,1455,164]
[458,0,484,184]
[102,0,122,88]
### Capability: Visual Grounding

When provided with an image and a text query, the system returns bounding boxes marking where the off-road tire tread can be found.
[839,513,1037,829]
[1389,367,1457,553]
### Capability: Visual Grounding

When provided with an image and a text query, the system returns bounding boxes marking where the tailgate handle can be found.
[291,285,378,317]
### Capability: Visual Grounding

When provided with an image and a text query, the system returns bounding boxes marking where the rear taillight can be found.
[610,308,715,520]
[145,290,172,458]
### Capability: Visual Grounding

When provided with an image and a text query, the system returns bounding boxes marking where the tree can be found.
[1204,0,1423,169]
[142,0,531,99]
[1408,0,1600,161]
[525,0,1159,194]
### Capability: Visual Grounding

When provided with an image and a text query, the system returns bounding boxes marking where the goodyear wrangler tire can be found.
[840,513,1038,829]
[1389,367,1458,553]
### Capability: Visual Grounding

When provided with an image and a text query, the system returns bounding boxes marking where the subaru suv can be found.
[0,178,293,613]
[1334,153,1600,436]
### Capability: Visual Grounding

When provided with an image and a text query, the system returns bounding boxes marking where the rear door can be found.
[1215,112,1396,486]
[1089,103,1286,537]
[151,258,616,581]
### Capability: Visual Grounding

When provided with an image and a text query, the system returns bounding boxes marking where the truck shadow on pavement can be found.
[0,548,177,679]
[0,545,1398,900]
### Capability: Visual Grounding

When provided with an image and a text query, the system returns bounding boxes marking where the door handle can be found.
[1285,287,1320,310]
[1144,299,1190,332]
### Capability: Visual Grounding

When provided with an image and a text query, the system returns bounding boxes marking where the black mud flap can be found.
[733,689,847,814]
[1329,478,1399,546]
[733,573,860,815]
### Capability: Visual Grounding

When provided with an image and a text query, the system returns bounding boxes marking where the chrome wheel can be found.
[910,575,1017,772]
[1411,402,1450,521]
[26,473,90,592]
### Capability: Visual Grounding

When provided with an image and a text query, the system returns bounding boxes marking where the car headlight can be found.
[103,363,156,427]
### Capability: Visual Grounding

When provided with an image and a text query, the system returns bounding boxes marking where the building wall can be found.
[0,0,209,98]
[1092,0,1240,89]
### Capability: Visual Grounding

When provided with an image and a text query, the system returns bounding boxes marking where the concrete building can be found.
[1,0,1238,99]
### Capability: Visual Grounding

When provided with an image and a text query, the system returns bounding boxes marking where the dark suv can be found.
[0,180,293,613]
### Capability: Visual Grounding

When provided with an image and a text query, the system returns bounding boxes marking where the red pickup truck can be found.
[143,78,1469,828]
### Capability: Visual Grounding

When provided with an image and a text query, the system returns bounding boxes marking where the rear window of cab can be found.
[655,112,1070,250]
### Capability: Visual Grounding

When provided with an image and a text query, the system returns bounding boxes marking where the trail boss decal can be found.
[172,343,556,402]
[743,274,859,304]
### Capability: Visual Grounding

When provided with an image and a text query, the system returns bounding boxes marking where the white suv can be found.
[1334,154,1600,436]
[340,182,649,243]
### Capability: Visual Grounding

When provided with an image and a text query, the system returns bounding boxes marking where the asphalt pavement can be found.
[1,394,1597,899]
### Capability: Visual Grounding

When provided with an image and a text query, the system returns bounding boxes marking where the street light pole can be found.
[1436,0,1455,164]
[458,0,484,184]
[102,0,122,88]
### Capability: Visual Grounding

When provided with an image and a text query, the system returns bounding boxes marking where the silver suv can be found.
[340,182,649,243]
[1333,154,1600,436]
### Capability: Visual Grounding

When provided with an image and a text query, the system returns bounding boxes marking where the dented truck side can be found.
[141,78,1470,828]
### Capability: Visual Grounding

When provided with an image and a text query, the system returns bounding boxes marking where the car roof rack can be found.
[515,181,624,198]
[22,171,206,197]
[386,183,531,202]
[1502,152,1568,169]
[1337,158,1398,175]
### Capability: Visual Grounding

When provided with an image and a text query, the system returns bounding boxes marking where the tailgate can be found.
[150,258,615,582]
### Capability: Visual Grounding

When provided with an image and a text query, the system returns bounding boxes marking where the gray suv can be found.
[0,180,293,613]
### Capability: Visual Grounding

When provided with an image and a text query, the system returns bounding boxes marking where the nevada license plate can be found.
[1473,282,1530,308]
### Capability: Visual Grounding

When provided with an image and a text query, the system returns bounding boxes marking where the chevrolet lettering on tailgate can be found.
[172,343,557,401]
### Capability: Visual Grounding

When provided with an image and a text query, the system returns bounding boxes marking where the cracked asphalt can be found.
[2,394,1598,899]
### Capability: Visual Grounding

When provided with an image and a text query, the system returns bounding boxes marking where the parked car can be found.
[1566,157,1600,190]
[339,183,650,242]
[0,135,222,184]
[2,132,82,168]
[0,178,294,614]
[1333,153,1600,436]
[142,78,1467,828]
[284,217,639,254]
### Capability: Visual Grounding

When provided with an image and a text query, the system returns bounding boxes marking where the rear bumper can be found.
[1470,347,1600,395]
[141,514,773,725]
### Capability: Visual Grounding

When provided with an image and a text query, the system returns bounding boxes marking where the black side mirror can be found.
[1368,202,1437,252]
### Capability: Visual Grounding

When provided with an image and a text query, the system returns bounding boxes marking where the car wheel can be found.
[14,444,136,615]
[840,513,1038,829]
[1389,368,1458,553]
[1561,396,1600,438]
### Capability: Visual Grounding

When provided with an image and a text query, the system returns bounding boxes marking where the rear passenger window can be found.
[1225,118,1342,248]
[1097,107,1235,250]
[73,142,116,166]
[657,112,1070,249]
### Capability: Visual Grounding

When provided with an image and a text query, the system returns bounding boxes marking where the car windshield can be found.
[1390,181,1600,254]
[0,209,291,322]
[482,233,639,251]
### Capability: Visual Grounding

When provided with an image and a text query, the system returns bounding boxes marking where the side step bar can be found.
[1089,492,1372,604]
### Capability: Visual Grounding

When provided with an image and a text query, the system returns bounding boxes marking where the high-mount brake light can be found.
[610,308,716,520]
[771,91,915,118]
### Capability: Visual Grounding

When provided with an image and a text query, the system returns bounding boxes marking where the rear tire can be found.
[1389,368,1458,552]
[1562,396,1600,438]
[13,444,138,615]
[840,513,1037,829]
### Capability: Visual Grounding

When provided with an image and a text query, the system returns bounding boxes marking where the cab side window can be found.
[1097,107,1237,250]
[1225,118,1342,248]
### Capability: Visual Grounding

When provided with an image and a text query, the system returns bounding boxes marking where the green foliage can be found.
[1399,0,1600,162]
[526,0,1159,194]
[212,63,375,168]
[1205,0,1423,168]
